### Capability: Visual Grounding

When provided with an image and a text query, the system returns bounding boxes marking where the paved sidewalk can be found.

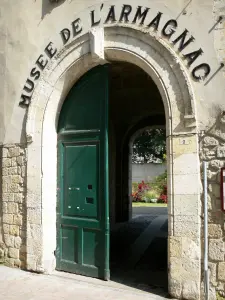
[0,266,169,300]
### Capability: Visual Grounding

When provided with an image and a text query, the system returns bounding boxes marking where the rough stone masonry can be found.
[0,145,27,269]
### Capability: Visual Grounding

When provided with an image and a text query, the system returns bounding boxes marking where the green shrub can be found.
[143,190,160,202]
[132,171,167,203]
[132,182,139,193]
[150,171,167,193]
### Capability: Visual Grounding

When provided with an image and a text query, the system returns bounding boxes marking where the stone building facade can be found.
[0,1,225,300]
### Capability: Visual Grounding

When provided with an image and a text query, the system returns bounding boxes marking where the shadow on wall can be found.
[41,0,66,20]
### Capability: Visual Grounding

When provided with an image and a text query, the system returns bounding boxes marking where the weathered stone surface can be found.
[1,143,26,261]
[209,239,224,261]
[169,256,200,283]
[209,262,217,286]
[2,176,11,185]
[201,148,216,160]
[208,184,220,198]
[8,167,19,175]
[27,209,42,225]
[210,160,224,170]
[11,175,23,184]
[2,168,8,176]
[3,193,14,202]
[3,214,13,224]
[208,224,223,238]
[2,159,11,168]
[182,238,200,260]
[204,137,219,146]
[14,193,23,203]
[14,237,22,249]
[217,147,225,158]
[168,278,182,298]
[11,157,17,167]
[216,283,225,294]
[2,182,8,193]
[3,224,10,234]
[21,166,26,177]
[9,225,20,236]
[7,183,20,193]
[4,235,14,248]
[8,248,19,259]
[207,193,213,211]
[0,248,4,258]
[2,148,8,157]
[7,202,18,214]
[8,147,20,157]
[207,170,217,181]
[218,262,225,282]
[2,202,7,213]
[14,259,21,268]
[4,257,15,267]
[17,156,25,166]
[13,215,23,226]
[169,237,182,258]
[209,286,217,300]
[182,280,199,300]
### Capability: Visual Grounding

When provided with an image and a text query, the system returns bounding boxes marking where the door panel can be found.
[56,65,110,280]
[61,226,78,263]
[64,143,99,219]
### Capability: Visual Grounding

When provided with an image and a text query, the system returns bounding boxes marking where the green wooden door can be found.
[56,65,110,280]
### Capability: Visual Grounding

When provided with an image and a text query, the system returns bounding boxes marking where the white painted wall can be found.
[132,163,166,182]
[0,0,224,144]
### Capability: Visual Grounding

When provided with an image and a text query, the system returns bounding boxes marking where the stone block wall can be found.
[200,113,225,299]
[0,144,27,268]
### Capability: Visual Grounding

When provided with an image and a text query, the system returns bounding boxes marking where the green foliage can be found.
[150,171,167,193]
[132,128,166,163]
[142,190,160,202]
[132,182,139,193]
[132,171,167,203]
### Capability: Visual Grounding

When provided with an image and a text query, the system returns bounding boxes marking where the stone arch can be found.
[26,26,201,299]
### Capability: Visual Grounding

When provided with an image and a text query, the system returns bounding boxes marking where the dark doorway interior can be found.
[108,62,168,296]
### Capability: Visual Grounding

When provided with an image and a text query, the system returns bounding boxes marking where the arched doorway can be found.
[56,61,168,291]
[26,26,201,299]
